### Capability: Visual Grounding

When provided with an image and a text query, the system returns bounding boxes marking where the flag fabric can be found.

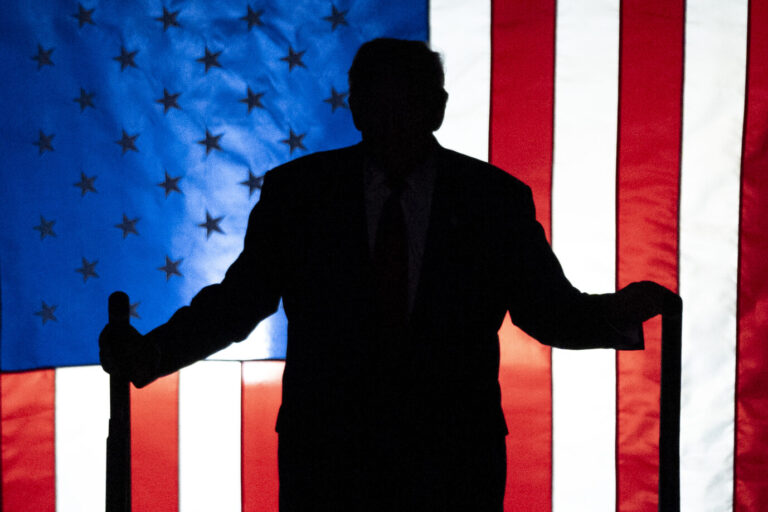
[1,1,767,511]
[0,0,428,371]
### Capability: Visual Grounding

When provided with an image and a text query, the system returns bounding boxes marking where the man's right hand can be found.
[99,322,150,382]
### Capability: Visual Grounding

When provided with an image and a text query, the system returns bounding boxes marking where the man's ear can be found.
[430,89,449,132]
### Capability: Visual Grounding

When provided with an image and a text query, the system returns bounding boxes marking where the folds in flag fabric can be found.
[2,1,767,511]
[1,0,427,371]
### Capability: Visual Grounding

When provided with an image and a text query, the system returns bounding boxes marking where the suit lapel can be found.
[411,147,461,326]
[333,144,374,297]
[337,143,463,327]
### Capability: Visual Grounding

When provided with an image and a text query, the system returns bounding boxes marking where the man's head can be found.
[348,38,448,164]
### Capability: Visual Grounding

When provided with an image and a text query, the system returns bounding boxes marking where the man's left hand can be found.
[612,281,682,325]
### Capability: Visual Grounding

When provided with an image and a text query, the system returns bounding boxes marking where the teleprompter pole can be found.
[658,299,682,512]
[106,291,131,512]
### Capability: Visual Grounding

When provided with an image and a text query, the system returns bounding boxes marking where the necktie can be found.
[372,178,408,328]
[370,177,410,430]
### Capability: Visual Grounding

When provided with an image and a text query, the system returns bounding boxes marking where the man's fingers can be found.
[634,281,682,318]
[662,291,683,316]
[617,281,682,324]
[98,323,142,376]
[643,281,682,316]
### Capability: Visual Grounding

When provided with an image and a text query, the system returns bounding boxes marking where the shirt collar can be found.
[363,143,438,195]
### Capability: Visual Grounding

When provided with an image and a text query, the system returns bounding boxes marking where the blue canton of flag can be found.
[0,0,428,371]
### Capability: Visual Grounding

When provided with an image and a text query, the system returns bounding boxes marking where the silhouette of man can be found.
[100,38,680,512]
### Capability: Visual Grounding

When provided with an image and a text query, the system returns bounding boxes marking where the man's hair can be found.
[348,38,448,134]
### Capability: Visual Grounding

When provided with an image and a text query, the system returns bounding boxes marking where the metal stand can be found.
[106,291,131,512]
[659,306,682,512]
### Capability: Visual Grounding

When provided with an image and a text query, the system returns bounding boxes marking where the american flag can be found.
[1,0,766,511]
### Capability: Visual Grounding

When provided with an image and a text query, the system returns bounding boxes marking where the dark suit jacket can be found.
[141,141,641,438]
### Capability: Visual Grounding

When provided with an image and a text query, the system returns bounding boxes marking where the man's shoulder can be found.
[437,145,532,199]
[264,144,362,186]
[262,142,532,200]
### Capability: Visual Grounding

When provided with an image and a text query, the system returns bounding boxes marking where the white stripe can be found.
[179,361,242,512]
[678,1,747,510]
[429,0,491,161]
[55,366,110,512]
[550,1,619,510]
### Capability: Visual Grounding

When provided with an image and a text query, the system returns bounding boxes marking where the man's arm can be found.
[505,183,678,350]
[100,171,284,387]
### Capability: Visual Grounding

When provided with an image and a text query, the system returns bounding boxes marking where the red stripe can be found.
[615,1,684,510]
[735,0,768,508]
[490,2,555,510]
[241,361,283,512]
[131,373,179,512]
[0,370,55,512]
[490,0,555,241]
